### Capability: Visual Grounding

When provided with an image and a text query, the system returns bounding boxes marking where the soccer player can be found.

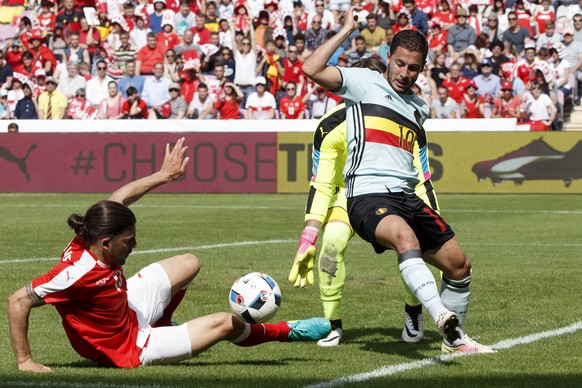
[302,7,495,353]
[290,57,437,347]
[7,138,331,373]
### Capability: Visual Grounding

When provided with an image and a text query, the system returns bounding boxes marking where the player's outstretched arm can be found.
[7,285,52,373]
[302,5,361,91]
[289,219,323,288]
[109,137,190,207]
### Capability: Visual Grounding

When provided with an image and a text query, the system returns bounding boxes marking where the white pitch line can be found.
[0,382,173,388]
[0,239,293,265]
[305,321,582,388]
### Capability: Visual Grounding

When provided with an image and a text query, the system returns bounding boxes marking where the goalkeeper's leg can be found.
[317,220,352,347]
[401,275,424,343]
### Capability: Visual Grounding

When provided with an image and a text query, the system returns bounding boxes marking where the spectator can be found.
[130,13,152,49]
[0,51,14,88]
[273,31,288,59]
[282,44,304,90]
[0,90,9,119]
[492,81,521,118]
[500,62,526,98]
[28,30,56,76]
[433,0,456,34]
[377,27,395,62]
[166,82,186,119]
[521,83,557,131]
[360,14,385,52]
[393,10,416,34]
[187,82,215,119]
[515,43,537,85]
[573,13,582,43]
[489,40,511,77]
[120,86,149,119]
[347,35,374,66]
[38,77,67,119]
[430,52,449,88]
[57,61,87,100]
[6,40,24,71]
[257,39,284,96]
[561,28,582,105]
[175,0,196,36]
[142,62,171,111]
[201,32,222,75]
[483,13,504,45]
[191,13,212,45]
[122,2,137,32]
[214,81,243,119]
[427,22,447,60]
[310,86,337,119]
[7,122,19,132]
[34,69,47,95]
[6,78,24,116]
[86,60,111,106]
[460,80,484,118]
[158,19,180,52]
[431,85,459,118]
[218,16,234,50]
[14,83,38,119]
[488,0,509,33]
[174,29,203,58]
[534,0,555,36]
[309,0,335,31]
[232,18,257,106]
[14,51,37,78]
[220,47,236,82]
[65,88,95,120]
[447,7,477,62]
[218,0,234,22]
[337,53,348,67]
[402,0,428,36]
[99,80,126,119]
[502,11,531,56]
[329,0,351,27]
[536,20,562,52]
[294,33,312,62]
[442,62,470,104]
[118,60,145,99]
[149,0,167,34]
[461,52,479,80]
[65,31,90,65]
[78,16,101,59]
[136,32,165,75]
[56,0,82,33]
[48,24,67,60]
[467,4,482,36]
[202,61,227,97]
[474,58,501,117]
[514,0,533,37]
[279,81,306,119]
[293,0,309,33]
[305,15,327,51]
[246,76,276,119]
[549,45,573,127]
[113,30,137,72]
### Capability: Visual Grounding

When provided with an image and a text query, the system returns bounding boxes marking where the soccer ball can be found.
[229,272,281,324]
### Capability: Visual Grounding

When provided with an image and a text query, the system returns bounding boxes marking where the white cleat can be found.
[402,308,424,343]
[435,310,461,343]
[317,327,343,347]
[442,334,497,354]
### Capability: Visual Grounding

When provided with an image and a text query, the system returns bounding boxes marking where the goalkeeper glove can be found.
[288,226,319,287]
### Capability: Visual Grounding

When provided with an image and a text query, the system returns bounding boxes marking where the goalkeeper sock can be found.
[398,250,446,323]
[400,272,421,307]
[231,322,290,346]
[440,276,471,328]
[319,221,351,320]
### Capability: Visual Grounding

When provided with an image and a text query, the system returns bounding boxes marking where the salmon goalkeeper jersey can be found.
[306,103,439,224]
[335,67,431,197]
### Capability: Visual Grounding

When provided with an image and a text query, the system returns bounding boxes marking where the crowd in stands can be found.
[0,0,581,130]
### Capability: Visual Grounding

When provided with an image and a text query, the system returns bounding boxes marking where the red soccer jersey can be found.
[157,32,180,51]
[515,60,536,84]
[121,98,149,119]
[515,9,533,37]
[282,58,303,84]
[462,94,484,118]
[442,77,470,104]
[214,97,240,119]
[534,9,555,35]
[190,26,211,45]
[38,13,56,35]
[29,46,57,72]
[31,236,142,368]
[279,96,305,119]
[136,45,165,75]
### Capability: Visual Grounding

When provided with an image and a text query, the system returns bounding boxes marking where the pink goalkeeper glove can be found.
[288,226,318,287]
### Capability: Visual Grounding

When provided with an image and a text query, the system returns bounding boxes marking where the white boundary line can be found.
[305,321,582,388]
[0,240,293,265]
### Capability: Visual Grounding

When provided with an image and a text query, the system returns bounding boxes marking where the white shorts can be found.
[127,263,192,365]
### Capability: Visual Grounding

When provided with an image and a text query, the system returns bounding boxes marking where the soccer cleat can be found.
[441,334,497,354]
[402,305,424,343]
[435,310,461,344]
[471,138,563,185]
[516,140,582,187]
[287,318,331,342]
[317,327,343,347]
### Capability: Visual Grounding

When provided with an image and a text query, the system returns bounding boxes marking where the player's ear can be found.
[100,237,111,251]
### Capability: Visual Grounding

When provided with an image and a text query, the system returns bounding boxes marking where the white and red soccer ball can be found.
[229,272,281,324]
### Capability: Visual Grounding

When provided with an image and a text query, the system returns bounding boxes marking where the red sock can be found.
[234,321,291,347]
[153,289,187,327]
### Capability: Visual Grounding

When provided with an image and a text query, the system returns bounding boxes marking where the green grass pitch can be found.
[0,193,581,387]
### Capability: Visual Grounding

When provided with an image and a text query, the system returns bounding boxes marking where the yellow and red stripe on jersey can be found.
[364,115,417,154]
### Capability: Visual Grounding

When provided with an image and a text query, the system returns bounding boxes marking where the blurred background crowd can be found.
[0,0,580,130]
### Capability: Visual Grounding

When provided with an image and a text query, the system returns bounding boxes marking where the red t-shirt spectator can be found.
[30,45,57,73]
[515,9,533,37]
[214,96,240,119]
[136,45,165,75]
[282,58,304,84]
[79,27,101,55]
[534,9,555,35]
[38,13,56,35]
[157,32,180,51]
[279,95,305,119]
[442,77,470,104]
[515,60,536,85]
[121,98,149,119]
[5,49,23,69]
[190,26,211,45]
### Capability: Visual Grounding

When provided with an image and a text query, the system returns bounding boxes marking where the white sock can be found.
[440,276,471,328]
[398,250,446,323]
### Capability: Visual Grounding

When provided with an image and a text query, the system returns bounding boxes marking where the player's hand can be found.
[289,226,318,287]
[343,5,363,32]
[160,137,189,182]
[18,359,53,373]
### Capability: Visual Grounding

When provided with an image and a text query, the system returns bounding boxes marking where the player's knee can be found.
[180,253,201,279]
[447,253,471,279]
[394,228,419,250]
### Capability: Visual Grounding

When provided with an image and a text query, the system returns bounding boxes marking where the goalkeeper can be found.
[289,57,441,346]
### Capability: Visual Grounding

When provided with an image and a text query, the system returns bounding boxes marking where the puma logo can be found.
[0,144,37,181]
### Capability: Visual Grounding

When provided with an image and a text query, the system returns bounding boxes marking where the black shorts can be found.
[347,193,455,254]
